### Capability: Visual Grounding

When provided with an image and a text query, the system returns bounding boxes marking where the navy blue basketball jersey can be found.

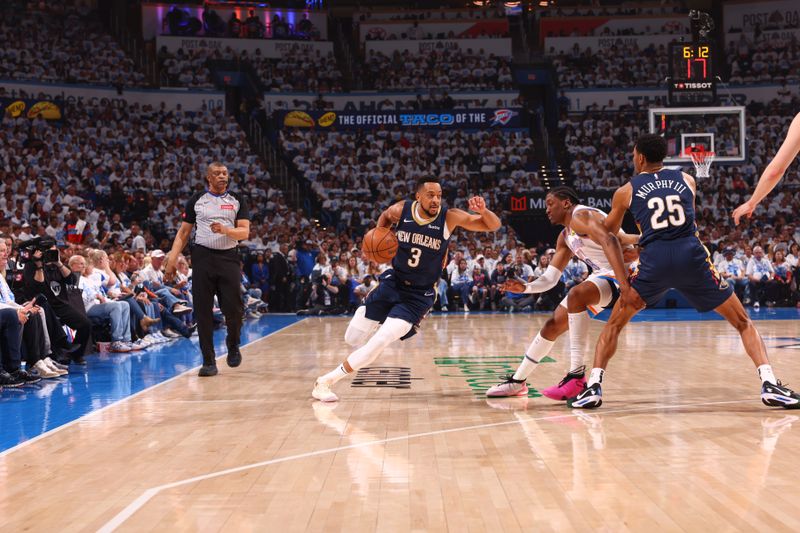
[392,201,450,287]
[629,168,696,247]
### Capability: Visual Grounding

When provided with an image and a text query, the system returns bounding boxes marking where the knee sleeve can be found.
[346,317,413,371]
[344,306,379,347]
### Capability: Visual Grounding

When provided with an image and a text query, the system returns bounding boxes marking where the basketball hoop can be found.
[689,149,715,178]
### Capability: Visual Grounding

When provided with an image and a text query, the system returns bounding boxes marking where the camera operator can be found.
[0,239,61,386]
[298,271,341,316]
[23,241,92,365]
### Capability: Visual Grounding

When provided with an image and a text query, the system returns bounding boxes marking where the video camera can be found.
[17,236,59,265]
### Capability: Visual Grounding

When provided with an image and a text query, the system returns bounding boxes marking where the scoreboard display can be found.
[668,42,716,105]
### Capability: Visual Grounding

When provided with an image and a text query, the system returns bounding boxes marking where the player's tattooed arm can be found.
[602,182,632,235]
[572,210,630,291]
[376,201,404,228]
[446,196,502,232]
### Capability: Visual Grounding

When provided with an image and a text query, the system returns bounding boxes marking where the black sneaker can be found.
[226,347,242,368]
[0,369,24,388]
[70,355,87,365]
[762,381,800,409]
[198,364,218,377]
[11,369,41,385]
[567,383,603,409]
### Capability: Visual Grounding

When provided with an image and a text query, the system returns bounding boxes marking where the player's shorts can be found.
[632,236,733,312]
[364,269,435,339]
[559,272,620,316]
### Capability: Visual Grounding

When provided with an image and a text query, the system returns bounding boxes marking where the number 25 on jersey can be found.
[648,195,686,230]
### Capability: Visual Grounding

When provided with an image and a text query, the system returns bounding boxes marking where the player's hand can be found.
[210,222,227,235]
[732,200,756,225]
[468,196,487,214]
[500,279,527,294]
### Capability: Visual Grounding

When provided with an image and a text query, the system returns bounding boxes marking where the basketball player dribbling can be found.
[569,133,800,409]
[312,176,502,402]
[733,112,800,224]
[486,186,640,400]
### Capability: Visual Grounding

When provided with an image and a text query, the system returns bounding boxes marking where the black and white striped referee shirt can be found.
[183,190,250,250]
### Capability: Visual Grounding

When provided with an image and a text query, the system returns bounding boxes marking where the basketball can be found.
[361,227,398,264]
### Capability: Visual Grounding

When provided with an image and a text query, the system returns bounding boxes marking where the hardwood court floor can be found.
[2,313,800,532]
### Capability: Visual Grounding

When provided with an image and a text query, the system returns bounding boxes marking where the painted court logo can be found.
[351,366,421,389]
[489,109,518,126]
[433,355,555,397]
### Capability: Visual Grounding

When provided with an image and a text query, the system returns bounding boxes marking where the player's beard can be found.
[422,204,439,218]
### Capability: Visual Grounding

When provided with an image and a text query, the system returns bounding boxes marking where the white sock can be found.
[513,333,555,381]
[567,311,589,372]
[758,364,777,385]
[588,367,605,387]
[320,363,350,386]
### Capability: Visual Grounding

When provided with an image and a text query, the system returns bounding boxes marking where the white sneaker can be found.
[171,303,193,315]
[162,328,181,339]
[34,359,60,378]
[131,339,150,350]
[110,341,132,353]
[43,357,68,376]
[312,380,339,402]
[151,332,168,343]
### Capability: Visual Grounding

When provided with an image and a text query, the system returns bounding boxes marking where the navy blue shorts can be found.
[365,269,435,334]
[632,236,734,313]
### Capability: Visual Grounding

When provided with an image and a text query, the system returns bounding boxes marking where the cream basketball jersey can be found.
[563,205,615,274]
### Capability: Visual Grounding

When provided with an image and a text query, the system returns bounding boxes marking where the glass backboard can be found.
[648,106,746,164]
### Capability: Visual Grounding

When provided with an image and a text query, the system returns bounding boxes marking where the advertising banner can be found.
[156,35,334,57]
[0,97,62,120]
[365,37,511,56]
[723,0,800,32]
[544,34,681,54]
[0,80,224,112]
[142,4,328,40]
[263,90,519,112]
[278,108,522,130]
[360,19,508,42]
[561,83,796,111]
[540,16,687,43]
[508,191,615,213]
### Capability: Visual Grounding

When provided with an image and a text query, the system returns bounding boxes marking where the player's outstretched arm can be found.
[376,201,404,228]
[501,231,572,294]
[733,112,800,225]
[446,196,501,232]
[572,210,629,292]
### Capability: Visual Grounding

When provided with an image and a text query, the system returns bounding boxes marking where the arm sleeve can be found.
[182,193,199,225]
[523,265,563,294]
[235,193,250,222]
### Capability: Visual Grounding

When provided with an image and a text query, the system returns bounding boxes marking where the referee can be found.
[165,162,250,377]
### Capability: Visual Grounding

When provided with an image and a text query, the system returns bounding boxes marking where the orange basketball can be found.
[362,227,399,264]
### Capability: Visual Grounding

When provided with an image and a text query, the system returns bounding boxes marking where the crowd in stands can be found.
[0,0,147,88]
[726,33,800,85]
[357,8,506,22]
[164,6,321,41]
[363,48,513,91]
[362,21,509,41]
[157,44,342,93]
[558,95,800,306]
[549,42,670,88]
[539,4,686,18]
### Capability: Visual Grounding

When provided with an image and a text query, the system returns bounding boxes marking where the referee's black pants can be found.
[192,245,244,366]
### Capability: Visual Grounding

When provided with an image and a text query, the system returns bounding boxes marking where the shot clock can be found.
[668,42,716,106]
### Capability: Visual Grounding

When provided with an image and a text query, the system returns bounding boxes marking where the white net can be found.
[689,150,715,178]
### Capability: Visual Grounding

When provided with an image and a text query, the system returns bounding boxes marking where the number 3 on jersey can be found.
[407,247,422,267]
[648,195,686,230]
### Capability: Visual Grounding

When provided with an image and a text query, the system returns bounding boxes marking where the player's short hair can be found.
[546,186,581,206]
[634,134,668,163]
[416,176,441,190]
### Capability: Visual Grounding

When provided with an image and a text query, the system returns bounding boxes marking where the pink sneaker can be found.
[486,376,528,397]
[541,367,587,401]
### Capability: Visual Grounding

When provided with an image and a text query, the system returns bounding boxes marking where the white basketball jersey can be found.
[563,205,615,274]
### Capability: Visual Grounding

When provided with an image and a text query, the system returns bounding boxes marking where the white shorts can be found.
[559,273,619,315]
